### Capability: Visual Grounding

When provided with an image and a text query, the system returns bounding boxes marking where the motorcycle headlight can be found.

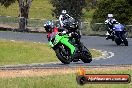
[50,44,54,47]
[49,42,54,47]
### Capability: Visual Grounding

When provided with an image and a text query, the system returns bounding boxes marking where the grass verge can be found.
[0,0,55,19]
[0,67,131,88]
[0,39,57,65]
[0,39,101,66]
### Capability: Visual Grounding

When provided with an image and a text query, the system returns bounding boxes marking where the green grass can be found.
[0,0,55,19]
[0,69,131,88]
[0,39,58,65]
[0,39,101,66]
[0,2,19,17]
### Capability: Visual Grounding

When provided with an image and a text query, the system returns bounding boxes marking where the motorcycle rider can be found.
[59,10,81,61]
[105,14,119,40]
[59,10,74,27]
[44,20,58,41]
[44,20,79,62]
[59,10,81,44]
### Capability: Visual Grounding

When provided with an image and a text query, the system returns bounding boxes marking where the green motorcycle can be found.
[49,32,92,64]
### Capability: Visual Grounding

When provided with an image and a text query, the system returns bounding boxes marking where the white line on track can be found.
[91,49,114,60]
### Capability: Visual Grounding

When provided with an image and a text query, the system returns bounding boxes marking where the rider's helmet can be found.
[108,14,113,19]
[44,21,54,33]
[61,10,67,14]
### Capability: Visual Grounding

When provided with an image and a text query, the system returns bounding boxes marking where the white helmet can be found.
[62,10,67,14]
[108,14,113,18]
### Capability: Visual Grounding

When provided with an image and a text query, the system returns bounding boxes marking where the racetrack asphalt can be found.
[0,31,132,69]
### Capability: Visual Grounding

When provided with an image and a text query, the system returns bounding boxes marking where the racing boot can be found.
[106,35,111,40]
[106,31,112,40]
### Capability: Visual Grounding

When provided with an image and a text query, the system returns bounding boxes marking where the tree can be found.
[91,0,132,31]
[0,0,33,30]
[50,0,86,19]
[127,0,132,6]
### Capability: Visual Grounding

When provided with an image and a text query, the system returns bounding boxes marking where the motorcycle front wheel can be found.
[122,34,128,46]
[80,45,92,63]
[115,37,121,45]
[55,45,71,64]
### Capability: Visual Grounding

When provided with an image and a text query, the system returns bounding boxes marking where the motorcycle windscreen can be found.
[113,24,124,31]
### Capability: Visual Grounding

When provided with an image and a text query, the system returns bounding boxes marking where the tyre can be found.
[54,45,71,64]
[122,35,128,46]
[80,45,92,63]
[115,38,121,46]
[124,40,128,46]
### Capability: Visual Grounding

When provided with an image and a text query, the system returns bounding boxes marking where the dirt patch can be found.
[0,66,132,78]
[0,24,18,29]
[0,68,77,78]
[0,23,46,33]
[86,65,132,72]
